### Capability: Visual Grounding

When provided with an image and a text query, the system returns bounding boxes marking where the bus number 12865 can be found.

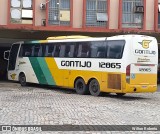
[99,62,121,69]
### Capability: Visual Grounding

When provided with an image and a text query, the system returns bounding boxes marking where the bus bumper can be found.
[123,84,157,93]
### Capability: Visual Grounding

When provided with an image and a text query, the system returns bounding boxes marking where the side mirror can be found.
[4,50,10,60]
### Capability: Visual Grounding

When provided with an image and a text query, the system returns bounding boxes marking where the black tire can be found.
[116,93,126,97]
[75,78,88,95]
[19,73,27,86]
[89,79,101,96]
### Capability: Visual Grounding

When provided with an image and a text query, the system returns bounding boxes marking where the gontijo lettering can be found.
[135,50,156,55]
[61,60,92,68]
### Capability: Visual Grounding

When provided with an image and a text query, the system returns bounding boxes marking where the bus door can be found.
[7,43,20,81]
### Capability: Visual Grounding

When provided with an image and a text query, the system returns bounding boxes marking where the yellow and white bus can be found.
[4,34,158,96]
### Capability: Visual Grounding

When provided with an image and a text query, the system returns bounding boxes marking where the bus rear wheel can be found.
[19,73,27,86]
[75,78,88,95]
[89,79,101,96]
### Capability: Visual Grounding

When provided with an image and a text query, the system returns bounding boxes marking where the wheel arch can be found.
[18,71,27,81]
[87,77,100,87]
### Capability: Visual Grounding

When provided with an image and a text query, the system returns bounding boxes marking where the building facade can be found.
[0,0,160,80]
[0,0,159,33]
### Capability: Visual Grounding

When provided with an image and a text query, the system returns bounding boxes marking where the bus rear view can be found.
[124,35,158,93]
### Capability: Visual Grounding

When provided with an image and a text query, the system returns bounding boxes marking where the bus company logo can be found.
[19,61,26,65]
[139,40,152,49]
[10,73,16,80]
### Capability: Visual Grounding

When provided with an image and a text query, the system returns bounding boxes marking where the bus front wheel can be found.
[89,79,101,96]
[75,78,88,95]
[19,73,27,86]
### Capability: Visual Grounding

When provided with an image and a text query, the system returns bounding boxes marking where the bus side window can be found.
[73,44,79,58]
[38,45,46,57]
[77,42,90,58]
[96,47,106,58]
[21,44,32,57]
[90,47,98,58]
[41,45,46,57]
[90,41,106,58]
[107,40,125,59]
[53,45,61,57]
[107,46,117,58]
[59,43,74,58]
[45,44,54,57]
[59,45,66,57]
[64,45,71,57]
[96,51,105,58]
[68,45,75,57]
[62,43,75,58]
[31,45,41,57]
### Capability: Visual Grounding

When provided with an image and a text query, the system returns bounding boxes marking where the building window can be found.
[122,0,144,28]
[48,0,70,26]
[86,0,108,27]
[10,0,33,24]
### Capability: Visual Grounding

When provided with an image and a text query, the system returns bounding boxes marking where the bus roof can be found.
[47,35,92,40]
[107,34,156,40]
[23,34,156,44]
[47,34,155,41]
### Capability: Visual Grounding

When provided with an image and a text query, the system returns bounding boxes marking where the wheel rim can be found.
[77,81,84,91]
[75,78,89,95]
[91,81,98,93]
[20,75,25,84]
[89,79,101,96]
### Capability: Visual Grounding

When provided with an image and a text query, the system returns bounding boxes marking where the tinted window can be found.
[59,45,65,57]
[77,42,90,58]
[20,44,32,57]
[64,44,74,57]
[58,43,75,58]
[20,44,46,57]
[19,40,125,59]
[41,45,46,57]
[45,44,54,56]
[59,44,72,57]
[32,45,41,57]
[90,41,106,58]
[8,44,20,70]
[107,40,125,59]
[53,45,61,57]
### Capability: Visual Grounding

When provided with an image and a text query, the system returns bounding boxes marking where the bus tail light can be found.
[126,64,130,84]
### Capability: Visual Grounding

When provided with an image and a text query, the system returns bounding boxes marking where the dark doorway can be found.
[0,47,10,80]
